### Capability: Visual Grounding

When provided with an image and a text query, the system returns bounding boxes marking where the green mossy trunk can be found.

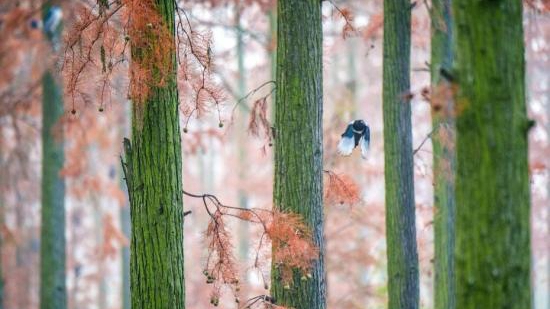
[382,0,419,307]
[453,0,531,307]
[40,5,66,308]
[271,0,326,308]
[124,1,185,308]
[40,57,67,309]
[430,0,455,307]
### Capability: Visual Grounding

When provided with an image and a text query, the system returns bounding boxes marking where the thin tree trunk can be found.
[268,7,276,123]
[453,0,531,307]
[120,203,131,309]
[271,1,326,308]
[120,90,131,309]
[430,0,455,307]
[235,6,249,264]
[382,0,419,307]
[92,193,107,309]
[40,4,66,309]
[346,39,358,119]
[123,1,185,308]
[0,153,4,309]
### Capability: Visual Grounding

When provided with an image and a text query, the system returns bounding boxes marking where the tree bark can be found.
[123,1,185,308]
[40,4,67,309]
[453,0,531,307]
[430,0,455,307]
[382,0,419,307]
[271,0,326,308]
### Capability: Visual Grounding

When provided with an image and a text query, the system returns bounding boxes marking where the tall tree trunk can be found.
[268,6,277,123]
[120,91,131,309]
[0,154,4,309]
[346,39,358,119]
[40,4,67,309]
[123,1,185,308]
[120,202,131,309]
[235,6,250,264]
[430,0,455,307]
[382,0,419,307]
[453,0,531,307]
[271,0,325,308]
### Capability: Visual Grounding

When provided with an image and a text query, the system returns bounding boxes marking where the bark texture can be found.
[271,0,326,308]
[40,5,66,309]
[40,58,67,309]
[430,0,455,307]
[123,1,185,308]
[453,0,531,307]
[383,0,419,307]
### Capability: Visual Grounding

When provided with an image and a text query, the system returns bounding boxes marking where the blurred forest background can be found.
[0,0,549,308]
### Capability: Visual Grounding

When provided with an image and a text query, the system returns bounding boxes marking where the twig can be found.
[413,123,440,156]
[326,0,357,37]
[231,80,276,114]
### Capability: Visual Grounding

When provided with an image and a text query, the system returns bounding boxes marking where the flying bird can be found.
[43,6,62,35]
[337,119,370,159]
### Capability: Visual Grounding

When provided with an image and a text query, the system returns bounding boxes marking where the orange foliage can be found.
[266,210,319,283]
[102,214,128,259]
[184,189,318,305]
[204,210,240,299]
[362,13,383,41]
[324,170,361,206]
[63,0,224,121]
[248,97,272,144]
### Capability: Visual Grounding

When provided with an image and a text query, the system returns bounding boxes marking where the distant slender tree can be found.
[40,3,67,309]
[235,5,250,263]
[0,155,4,309]
[382,0,419,307]
[120,107,131,309]
[430,0,455,307]
[271,0,326,308]
[120,199,131,309]
[453,0,531,307]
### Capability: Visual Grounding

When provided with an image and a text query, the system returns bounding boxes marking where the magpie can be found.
[337,119,370,159]
[43,6,62,36]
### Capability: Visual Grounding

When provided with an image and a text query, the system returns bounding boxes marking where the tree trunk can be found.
[430,0,455,307]
[271,1,326,308]
[120,203,131,309]
[0,155,4,309]
[40,18,67,309]
[235,6,250,264]
[123,1,185,308]
[382,0,419,307]
[453,0,531,307]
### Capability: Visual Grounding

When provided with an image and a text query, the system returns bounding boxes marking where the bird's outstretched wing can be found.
[337,123,355,156]
[360,125,370,159]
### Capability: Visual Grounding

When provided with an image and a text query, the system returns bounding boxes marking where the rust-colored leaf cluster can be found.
[524,0,550,12]
[204,210,240,304]
[101,214,128,259]
[63,0,224,120]
[328,1,357,39]
[248,97,272,144]
[324,170,361,206]
[184,189,318,305]
[267,210,318,284]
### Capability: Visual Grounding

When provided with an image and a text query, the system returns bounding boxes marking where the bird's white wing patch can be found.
[337,136,355,156]
[360,136,369,159]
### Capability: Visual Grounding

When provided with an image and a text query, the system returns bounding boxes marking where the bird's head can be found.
[352,120,367,133]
